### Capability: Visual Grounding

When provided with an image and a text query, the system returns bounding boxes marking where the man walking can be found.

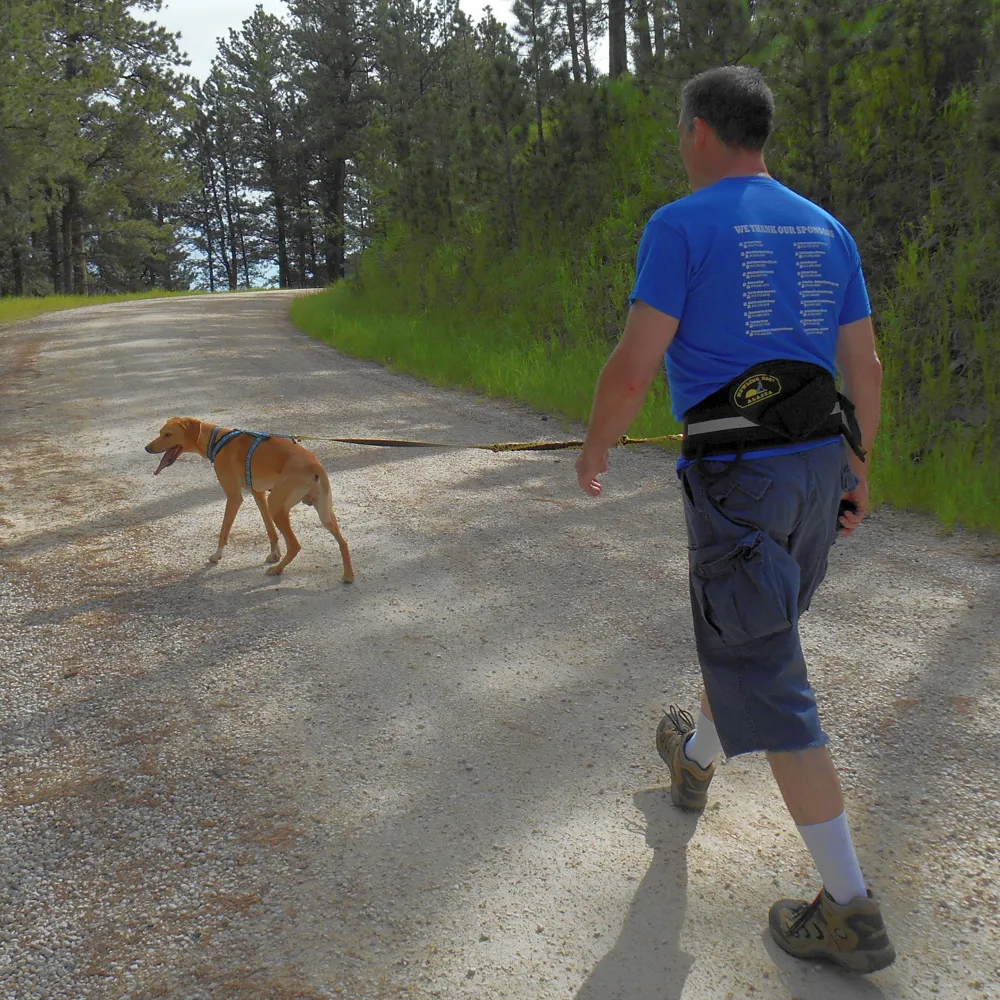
[575,66,893,973]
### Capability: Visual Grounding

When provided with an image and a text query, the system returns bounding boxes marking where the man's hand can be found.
[576,301,680,497]
[576,444,608,496]
[838,478,869,536]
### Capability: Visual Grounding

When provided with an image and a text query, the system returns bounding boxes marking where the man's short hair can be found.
[680,66,775,151]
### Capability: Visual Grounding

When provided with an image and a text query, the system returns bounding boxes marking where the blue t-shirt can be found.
[630,176,871,423]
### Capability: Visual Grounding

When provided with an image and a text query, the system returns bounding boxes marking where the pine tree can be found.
[289,0,375,282]
[214,7,296,286]
[608,0,628,75]
[480,14,528,247]
[0,0,192,295]
[512,0,564,154]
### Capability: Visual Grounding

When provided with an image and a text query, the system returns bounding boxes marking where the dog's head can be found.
[145,417,203,475]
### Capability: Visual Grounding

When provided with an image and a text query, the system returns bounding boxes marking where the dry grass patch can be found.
[242,823,303,848]
[2,771,119,807]
[205,892,265,915]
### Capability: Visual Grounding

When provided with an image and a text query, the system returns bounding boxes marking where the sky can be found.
[155,0,516,81]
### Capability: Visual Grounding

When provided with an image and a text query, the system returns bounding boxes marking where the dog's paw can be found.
[264,551,280,564]
[265,566,283,577]
[208,551,223,564]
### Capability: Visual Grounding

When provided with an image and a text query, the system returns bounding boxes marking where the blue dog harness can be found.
[206,426,277,491]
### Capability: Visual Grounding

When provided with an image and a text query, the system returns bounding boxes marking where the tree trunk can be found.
[652,0,665,62]
[503,129,518,249]
[323,157,347,283]
[66,182,87,295]
[294,168,307,287]
[4,192,24,296]
[308,214,319,284]
[156,203,174,290]
[219,151,240,289]
[535,74,547,157]
[566,0,582,83]
[234,197,252,289]
[61,197,73,294]
[199,159,217,293]
[609,0,628,77]
[275,191,290,289]
[64,38,87,295]
[205,208,216,293]
[580,0,594,82]
[633,0,654,73]
[297,207,307,287]
[48,204,62,294]
[10,241,24,296]
[208,161,236,290]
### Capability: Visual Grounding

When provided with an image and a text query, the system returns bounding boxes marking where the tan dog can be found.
[145,417,354,582]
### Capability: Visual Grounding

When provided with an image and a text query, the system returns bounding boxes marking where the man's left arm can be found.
[576,301,680,496]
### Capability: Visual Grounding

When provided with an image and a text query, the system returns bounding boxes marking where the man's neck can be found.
[694,149,769,189]
[721,149,769,178]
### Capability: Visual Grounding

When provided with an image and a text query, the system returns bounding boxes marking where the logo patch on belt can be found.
[734,373,782,408]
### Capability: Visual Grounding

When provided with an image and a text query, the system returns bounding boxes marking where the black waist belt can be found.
[682,360,865,462]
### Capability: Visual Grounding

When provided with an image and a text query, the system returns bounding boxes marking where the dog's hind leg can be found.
[315,472,355,584]
[265,484,304,576]
[209,492,243,564]
[251,488,281,564]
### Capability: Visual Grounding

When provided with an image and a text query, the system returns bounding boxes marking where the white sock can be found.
[683,711,722,769]
[796,811,867,905]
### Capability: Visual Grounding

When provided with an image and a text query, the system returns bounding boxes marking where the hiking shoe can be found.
[769,888,896,974]
[655,705,715,811]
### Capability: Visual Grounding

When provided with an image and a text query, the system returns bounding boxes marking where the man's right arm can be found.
[835,315,882,533]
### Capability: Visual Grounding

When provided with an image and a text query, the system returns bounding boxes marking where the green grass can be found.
[871,414,1000,532]
[291,281,680,442]
[0,290,202,330]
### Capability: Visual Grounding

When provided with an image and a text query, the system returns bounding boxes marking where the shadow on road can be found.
[575,789,698,1000]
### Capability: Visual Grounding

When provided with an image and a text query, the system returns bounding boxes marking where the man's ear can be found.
[692,116,712,147]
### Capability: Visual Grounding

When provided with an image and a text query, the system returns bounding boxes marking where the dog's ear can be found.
[174,417,202,443]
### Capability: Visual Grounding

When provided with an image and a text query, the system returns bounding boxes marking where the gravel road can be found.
[1,291,998,1000]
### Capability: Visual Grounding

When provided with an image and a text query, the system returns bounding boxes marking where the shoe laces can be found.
[665,705,695,736]
[786,890,826,937]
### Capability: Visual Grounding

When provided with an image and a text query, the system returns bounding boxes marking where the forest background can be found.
[1,0,997,528]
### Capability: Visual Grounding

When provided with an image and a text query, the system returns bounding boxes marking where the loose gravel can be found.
[0,291,998,1000]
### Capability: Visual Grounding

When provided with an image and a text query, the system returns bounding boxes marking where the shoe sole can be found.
[770,928,897,974]
[670,783,708,811]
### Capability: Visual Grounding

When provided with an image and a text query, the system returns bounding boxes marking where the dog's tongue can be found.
[153,447,180,476]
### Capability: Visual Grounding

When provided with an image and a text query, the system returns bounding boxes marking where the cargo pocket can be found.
[681,465,774,550]
[706,466,772,507]
[692,530,797,647]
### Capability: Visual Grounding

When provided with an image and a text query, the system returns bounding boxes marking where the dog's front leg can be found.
[251,489,281,564]
[209,491,243,564]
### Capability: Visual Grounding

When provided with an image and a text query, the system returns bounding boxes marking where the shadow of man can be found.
[575,788,699,1000]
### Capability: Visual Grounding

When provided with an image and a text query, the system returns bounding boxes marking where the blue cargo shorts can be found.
[679,440,857,757]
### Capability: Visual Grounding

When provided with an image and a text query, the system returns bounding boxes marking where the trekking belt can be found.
[682,360,865,462]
